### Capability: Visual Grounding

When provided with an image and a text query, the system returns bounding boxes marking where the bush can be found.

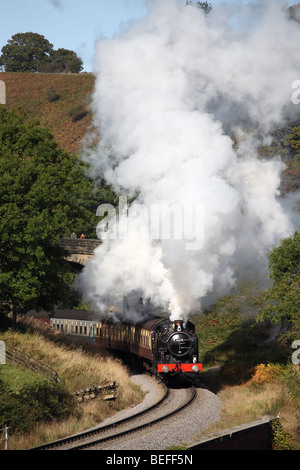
[0,380,76,433]
[271,418,295,450]
[250,363,284,386]
[282,366,300,403]
[68,105,88,122]
[46,87,60,103]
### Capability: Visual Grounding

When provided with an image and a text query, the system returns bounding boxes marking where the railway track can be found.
[31,383,197,451]
[31,380,169,451]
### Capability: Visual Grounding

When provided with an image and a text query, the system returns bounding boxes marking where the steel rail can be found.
[30,381,169,451]
[68,386,196,451]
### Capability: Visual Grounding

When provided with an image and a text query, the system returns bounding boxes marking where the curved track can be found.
[31,381,169,451]
[31,383,197,451]
[72,385,196,450]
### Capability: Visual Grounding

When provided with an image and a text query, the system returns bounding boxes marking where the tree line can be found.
[0,32,83,73]
[0,108,115,320]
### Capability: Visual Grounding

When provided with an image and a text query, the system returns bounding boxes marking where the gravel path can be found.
[90,374,222,450]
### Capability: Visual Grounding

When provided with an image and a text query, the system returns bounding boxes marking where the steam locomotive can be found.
[30,310,202,380]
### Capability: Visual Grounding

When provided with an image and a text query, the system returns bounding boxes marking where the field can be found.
[0,71,299,194]
[0,319,144,450]
[194,284,300,450]
[0,72,95,154]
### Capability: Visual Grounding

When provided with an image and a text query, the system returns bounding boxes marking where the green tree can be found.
[288,126,300,155]
[0,108,109,319]
[0,32,83,73]
[186,1,212,14]
[0,380,76,433]
[258,232,300,340]
[0,32,53,72]
[47,48,83,73]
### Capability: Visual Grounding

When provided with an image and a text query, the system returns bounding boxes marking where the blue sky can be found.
[0,0,296,72]
[0,0,150,71]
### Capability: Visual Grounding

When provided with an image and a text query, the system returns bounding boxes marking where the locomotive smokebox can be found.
[173,320,184,332]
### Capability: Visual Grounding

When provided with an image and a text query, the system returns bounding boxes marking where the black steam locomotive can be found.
[31,310,202,380]
[146,317,202,377]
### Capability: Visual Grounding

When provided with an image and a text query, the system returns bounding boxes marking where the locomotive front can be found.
[154,319,202,376]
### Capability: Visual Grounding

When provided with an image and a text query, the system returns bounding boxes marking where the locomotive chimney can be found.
[173,320,184,332]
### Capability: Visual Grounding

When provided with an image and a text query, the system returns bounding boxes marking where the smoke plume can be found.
[79,0,300,323]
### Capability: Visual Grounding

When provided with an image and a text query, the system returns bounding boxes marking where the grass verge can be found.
[0,320,144,450]
[193,283,300,450]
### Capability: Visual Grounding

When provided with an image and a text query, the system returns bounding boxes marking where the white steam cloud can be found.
[79,0,300,323]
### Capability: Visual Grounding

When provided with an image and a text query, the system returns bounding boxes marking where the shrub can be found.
[68,105,88,123]
[46,87,60,103]
[282,366,300,403]
[221,362,252,384]
[271,418,295,450]
[0,380,76,433]
[250,363,284,386]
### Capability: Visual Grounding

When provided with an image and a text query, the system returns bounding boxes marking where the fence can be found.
[5,344,59,384]
[189,415,275,450]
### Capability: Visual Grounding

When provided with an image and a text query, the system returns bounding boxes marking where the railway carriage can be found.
[28,309,202,380]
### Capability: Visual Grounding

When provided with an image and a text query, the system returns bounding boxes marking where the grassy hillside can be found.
[1,72,299,192]
[0,319,144,450]
[194,284,300,450]
[0,72,95,154]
